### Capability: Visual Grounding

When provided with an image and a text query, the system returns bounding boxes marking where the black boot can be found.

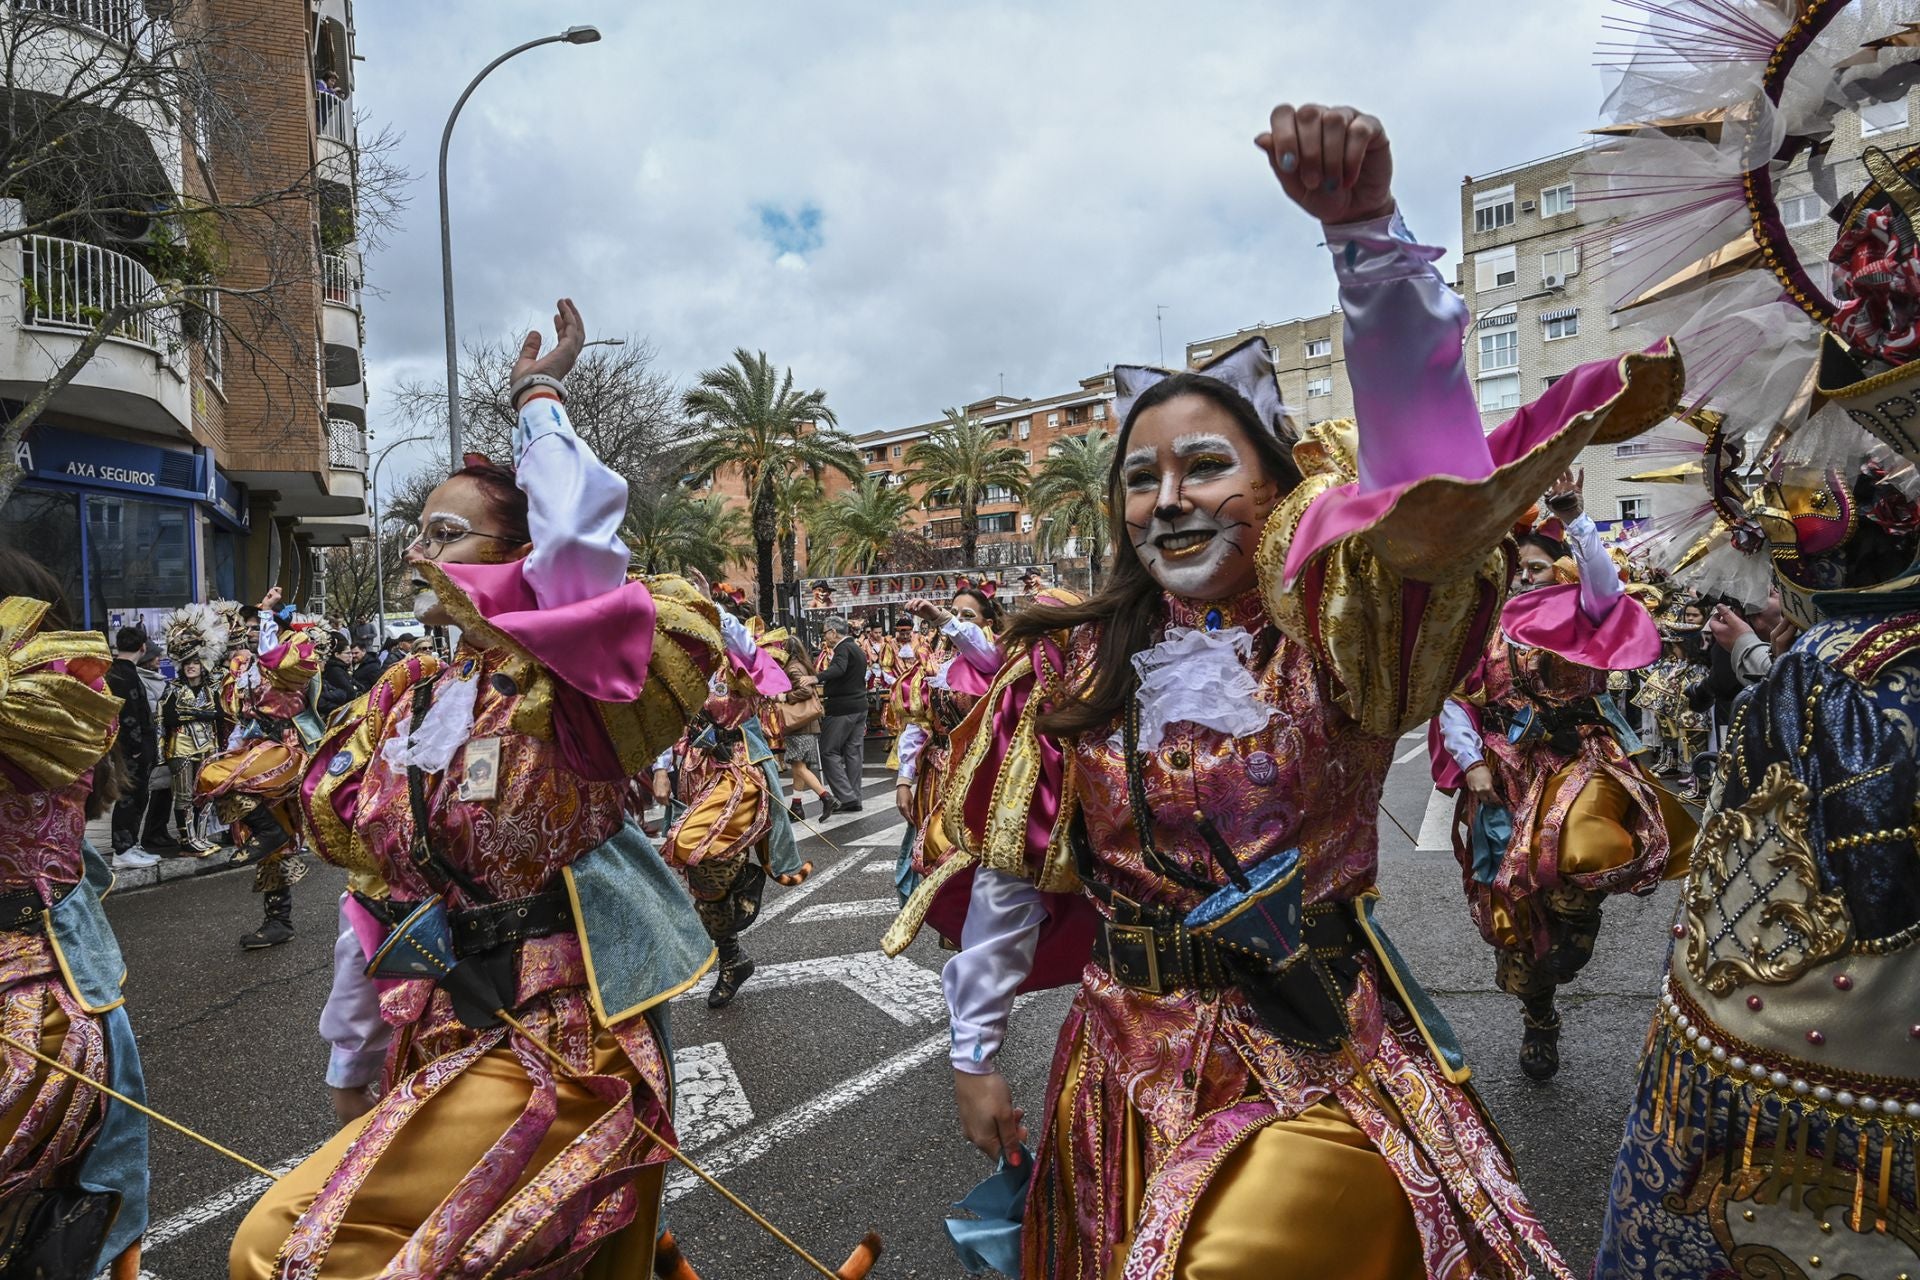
[1519,992,1561,1082]
[707,937,755,1008]
[240,888,294,950]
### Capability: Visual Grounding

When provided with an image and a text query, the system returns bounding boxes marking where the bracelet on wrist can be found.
[510,372,567,409]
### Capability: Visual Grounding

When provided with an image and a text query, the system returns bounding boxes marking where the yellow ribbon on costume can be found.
[0,598,121,792]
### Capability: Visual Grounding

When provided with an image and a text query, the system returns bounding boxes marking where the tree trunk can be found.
[961,494,977,569]
[751,485,779,621]
[1088,539,1103,590]
[780,526,798,626]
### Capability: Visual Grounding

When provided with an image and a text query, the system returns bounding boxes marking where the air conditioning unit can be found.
[1544,272,1566,290]
[1520,200,1537,212]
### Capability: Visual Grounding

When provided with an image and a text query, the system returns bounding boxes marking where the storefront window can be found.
[207,524,238,602]
[85,494,193,622]
[0,486,83,613]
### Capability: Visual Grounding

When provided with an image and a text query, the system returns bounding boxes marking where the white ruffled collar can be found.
[1110,622,1279,753]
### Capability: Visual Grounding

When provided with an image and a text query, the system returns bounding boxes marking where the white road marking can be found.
[861,860,894,874]
[664,1030,948,1203]
[129,1146,317,1262]
[790,898,897,923]
[673,951,947,1025]
[756,852,871,923]
[1394,742,1428,765]
[672,1042,753,1149]
[1416,787,1455,852]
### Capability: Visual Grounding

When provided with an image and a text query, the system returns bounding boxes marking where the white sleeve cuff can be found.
[943,868,1045,1073]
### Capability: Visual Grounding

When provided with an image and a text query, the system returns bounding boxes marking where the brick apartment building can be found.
[0,0,374,630]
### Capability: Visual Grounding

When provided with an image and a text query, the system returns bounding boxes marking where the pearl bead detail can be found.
[1814,1086,1833,1103]
[1806,1029,1826,1047]
[1730,1055,1746,1071]
[1835,1091,1856,1108]
[1747,995,1764,1010]
[1832,973,1852,991]
[1793,1080,1810,1095]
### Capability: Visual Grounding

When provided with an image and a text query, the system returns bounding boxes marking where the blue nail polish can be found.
[1279,152,1297,174]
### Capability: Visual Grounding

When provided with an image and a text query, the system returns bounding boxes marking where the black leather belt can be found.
[1091,901,1364,996]
[0,882,77,935]
[358,888,574,960]
[449,889,574,959]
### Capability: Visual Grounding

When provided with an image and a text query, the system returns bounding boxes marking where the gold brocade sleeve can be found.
[299,653,443,878]
[421,565,722,776]
[1258,423,1509,741]
[0,597,120,791]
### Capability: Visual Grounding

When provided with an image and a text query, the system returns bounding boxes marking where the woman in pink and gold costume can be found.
[885,103,1684,1278]
[228,302,727,1279]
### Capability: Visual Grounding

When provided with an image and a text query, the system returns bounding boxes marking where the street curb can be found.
[107,850,252,895]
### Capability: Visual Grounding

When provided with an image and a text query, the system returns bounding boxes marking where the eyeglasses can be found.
[404,518,529,560]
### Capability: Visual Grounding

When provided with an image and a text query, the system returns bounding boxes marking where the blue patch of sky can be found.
[754,202,825,257]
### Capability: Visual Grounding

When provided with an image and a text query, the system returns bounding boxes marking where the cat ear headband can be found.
[1113,336,1296,438]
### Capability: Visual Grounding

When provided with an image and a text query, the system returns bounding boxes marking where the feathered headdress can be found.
[161,603,229,668]
[209,600,249,649]
[1590,0,1920,623]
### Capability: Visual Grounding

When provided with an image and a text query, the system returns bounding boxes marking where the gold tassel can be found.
[1816,1118,1841,1214]
[1850,1126,1869,1233]
[1651,1038,1670,1138]
[1875,1129,1894,1233]
[1741,1091,1761,1174]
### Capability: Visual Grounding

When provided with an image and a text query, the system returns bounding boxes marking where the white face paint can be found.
[1122,428,1269,600]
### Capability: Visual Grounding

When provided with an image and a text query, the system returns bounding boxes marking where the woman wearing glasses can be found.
[229,301,726,1279]
[890,584,1007,902]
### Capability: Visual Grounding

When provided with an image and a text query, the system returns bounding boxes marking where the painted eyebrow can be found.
[1172,433,1237,458]
[423,510,473,526]
[1122,448,1156,471]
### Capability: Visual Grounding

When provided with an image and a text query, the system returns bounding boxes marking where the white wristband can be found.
[510,373,567,407]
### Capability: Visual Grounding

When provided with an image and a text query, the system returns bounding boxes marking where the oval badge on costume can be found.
[1245,751,1278,786]
[490,672,517,698]
[327,750,354,776]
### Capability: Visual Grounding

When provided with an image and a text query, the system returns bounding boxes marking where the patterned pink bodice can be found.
[1066,589,1391,914]
[1481,630,1609,710]
[0,771,93,900]
[311,648,628,904]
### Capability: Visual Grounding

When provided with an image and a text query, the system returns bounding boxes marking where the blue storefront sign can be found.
[13,423,248,529]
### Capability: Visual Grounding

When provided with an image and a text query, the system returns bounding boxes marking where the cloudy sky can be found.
[353,0,1615,481]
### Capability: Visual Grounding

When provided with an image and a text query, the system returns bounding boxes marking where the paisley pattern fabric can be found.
[1453,631,1686,961]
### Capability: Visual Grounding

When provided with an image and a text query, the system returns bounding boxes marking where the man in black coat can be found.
[349,641,382,692]
[104,627,161,867]
[317,631,362,715]
[815,616,869,812]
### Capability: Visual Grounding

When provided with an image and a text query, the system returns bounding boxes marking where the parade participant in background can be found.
[1591,7,1920,1271]
[104,628,159,871]
[200,585,321,950]
[890,584,1006,904]
[885,102,1683,1278]
[776,634,831,821]
[159,604,231,856]
[0,549,149,1280]
[707,579,810,884]
[816,616,868,812]
[229,301,728,1279]
[133,647,178,856]
[1434,469,1694,1081]
[1631,599,1710,786]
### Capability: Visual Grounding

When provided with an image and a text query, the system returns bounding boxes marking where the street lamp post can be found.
[369,432,435,642]
[440,25,602,471]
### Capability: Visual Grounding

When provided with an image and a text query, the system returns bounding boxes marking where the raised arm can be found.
[943,618,1005,676]
[509,299,631,610]
[1543,468,1623,623]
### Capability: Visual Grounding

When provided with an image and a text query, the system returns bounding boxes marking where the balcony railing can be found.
[322,254,360,308]
[316,91,352,145]
[21,234,165,351]
[327,418,368,472]
[7,0,138,47]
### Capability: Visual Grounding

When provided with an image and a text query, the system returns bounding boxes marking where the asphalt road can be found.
[106,734,1680,1279]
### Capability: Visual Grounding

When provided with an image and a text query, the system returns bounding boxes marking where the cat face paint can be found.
[1121,395,1281,601]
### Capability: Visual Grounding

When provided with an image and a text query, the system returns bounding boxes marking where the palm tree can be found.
[1028,430,1115,586]
[682,349,861,616]
[771,464,824,620]
[624,486,749,581]
[805,474,930,575]
[903,409,1030,568]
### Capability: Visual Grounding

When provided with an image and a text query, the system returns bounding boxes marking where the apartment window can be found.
[1542,373,1564,390]
[1092,402,1107,421]
[1781,192,1824,227]
[1020,514,1034,533]
[1542,308,1580,341]
[202,292,224,389]
[1540,183,1576,217]
[1019,450,1031,465]
[1017,420,1030,440]
[1614,441,1654,457]
[1618,496,1651,523]
[1047,412,1060,428]
[1478,327,1519,372]
[1046,443,1063,458]
[1860,97,1910,137]
[978,513,1016,535]
[1473,184,1516,234]
[1474,245,1518,291]
[1304,338,1331,359]
[1541,246,1581,283]
[891,445,903,458]
[1306,376,1333,398]
[1478,373,1521,412]
[984,485,1015,504]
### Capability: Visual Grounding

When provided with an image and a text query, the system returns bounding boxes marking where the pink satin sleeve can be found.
[943,867,1045,1073]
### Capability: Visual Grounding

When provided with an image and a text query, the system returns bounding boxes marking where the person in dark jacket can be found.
[316,631,361,715]
[816,616,868,811]
[104,627,160,867]
[349,641,382,692]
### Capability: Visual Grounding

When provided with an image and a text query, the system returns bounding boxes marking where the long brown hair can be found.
[1001,373,1301,739]
[0,548,125,817]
